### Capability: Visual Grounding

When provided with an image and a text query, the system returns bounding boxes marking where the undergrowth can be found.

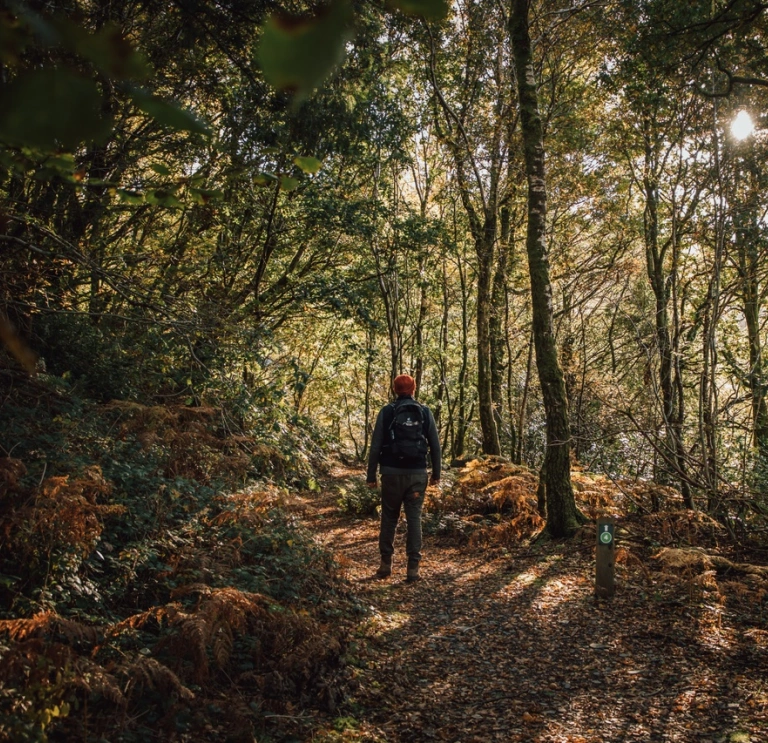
[0,368,360,743]
[336,481,380,517]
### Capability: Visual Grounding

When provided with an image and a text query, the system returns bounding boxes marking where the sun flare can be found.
[731,110,755,140]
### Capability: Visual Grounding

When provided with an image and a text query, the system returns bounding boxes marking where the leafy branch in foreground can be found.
[257,0,449,101]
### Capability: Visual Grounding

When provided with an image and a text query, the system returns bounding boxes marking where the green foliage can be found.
[336,481,380,516]
[333,715,359,732]
[422,511,475,541]
[0,654,71,743]
[33,314,141,402]
[1,7,149,80]
[0,371,359,741]
[387,0,449,19]
[0,68,110,150]
[128,87,210,135]
[258,0,353,99]
[0,3,207,163]
[256,0,448,103]
[294,154,324,173]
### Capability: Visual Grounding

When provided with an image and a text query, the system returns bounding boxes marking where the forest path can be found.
[300,464,766,743]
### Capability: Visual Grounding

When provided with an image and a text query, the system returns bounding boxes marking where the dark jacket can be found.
[366,395,441,483]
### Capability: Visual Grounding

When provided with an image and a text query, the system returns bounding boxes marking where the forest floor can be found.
[5,385,767,743]
[286,464,768,743]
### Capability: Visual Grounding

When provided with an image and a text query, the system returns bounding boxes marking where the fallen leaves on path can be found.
[293,462,768,743]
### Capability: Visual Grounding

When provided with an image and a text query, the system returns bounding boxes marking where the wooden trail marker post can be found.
[595,517,615,598]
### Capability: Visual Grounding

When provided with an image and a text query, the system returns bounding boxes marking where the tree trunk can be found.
[742,250,768,454]
[734,154,768,458]
[362,325,375,460]
[426,27,501,456]
[504,272,518,462]
[435,254,450,433]
[414,257,429,399]
[516,328,534,465]
[491,205,510,451]
[510,0,581,537]
[477,234,501,455]
[453,249,472,459]
[643,167,692,508]
[699,301,719,505]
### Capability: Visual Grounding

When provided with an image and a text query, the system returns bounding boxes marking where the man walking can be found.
[367,374,441,582]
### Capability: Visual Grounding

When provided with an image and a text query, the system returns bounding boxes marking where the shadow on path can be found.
[301,472,768,743]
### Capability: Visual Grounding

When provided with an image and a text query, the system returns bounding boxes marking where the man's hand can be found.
[429,477,440,487]
[367,481,378,489]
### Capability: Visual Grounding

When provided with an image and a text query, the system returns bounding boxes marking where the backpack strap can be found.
[385,401,397,427]
[388,399,428,433]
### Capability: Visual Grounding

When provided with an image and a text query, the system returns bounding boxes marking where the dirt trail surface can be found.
[299,465,768,743]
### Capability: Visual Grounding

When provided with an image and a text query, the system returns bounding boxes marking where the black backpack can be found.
[387,399,429,462]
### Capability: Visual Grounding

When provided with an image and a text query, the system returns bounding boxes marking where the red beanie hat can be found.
[393,374,416,396]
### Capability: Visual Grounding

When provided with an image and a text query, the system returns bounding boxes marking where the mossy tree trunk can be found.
[510,0,582,537]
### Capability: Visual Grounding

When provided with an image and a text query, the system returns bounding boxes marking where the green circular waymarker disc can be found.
[600,531,613,544]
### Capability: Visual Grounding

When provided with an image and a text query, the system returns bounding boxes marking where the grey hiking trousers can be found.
[379,472,428,564]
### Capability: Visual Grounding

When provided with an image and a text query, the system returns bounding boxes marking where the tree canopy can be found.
[3,0,768,737]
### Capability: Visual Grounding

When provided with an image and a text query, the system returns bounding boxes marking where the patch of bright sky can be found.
[731,110,755,141]
[581,153,603,175]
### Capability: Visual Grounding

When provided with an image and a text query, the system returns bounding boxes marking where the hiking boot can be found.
[375,557,392,579]
[406,561,420,582]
